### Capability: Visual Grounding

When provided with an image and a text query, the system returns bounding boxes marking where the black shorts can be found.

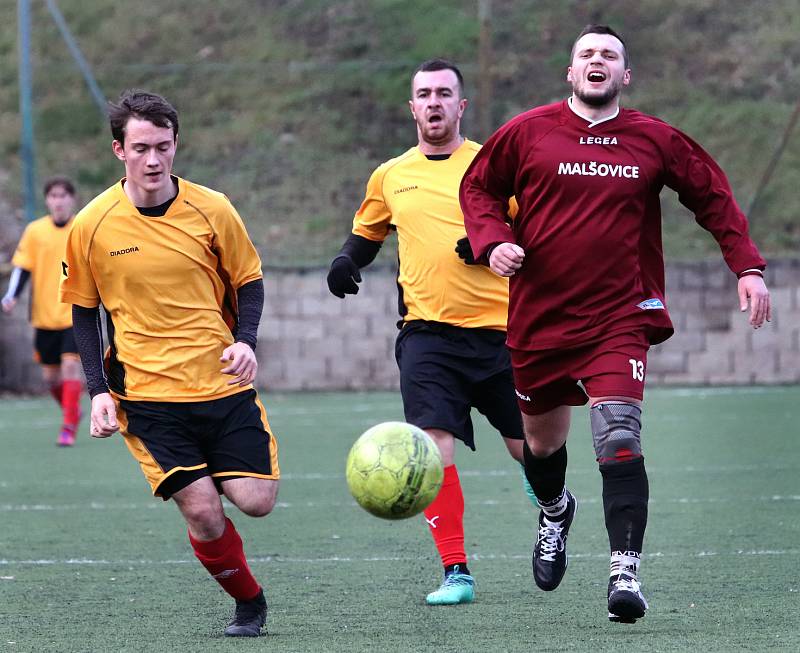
[34,328,78,366]
[395,320,523,450]
[116,389,280,500]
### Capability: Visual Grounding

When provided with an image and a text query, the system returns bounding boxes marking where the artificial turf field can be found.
[1,387,798,653]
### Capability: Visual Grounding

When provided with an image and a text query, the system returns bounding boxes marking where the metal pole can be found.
[477,0,493,141]
[18,0,37,222]
[45,0,106,115]
[747,98,800,225]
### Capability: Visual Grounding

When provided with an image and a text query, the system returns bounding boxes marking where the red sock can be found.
[49,382,63,405]
[423,464,466,567]
[189,517,261,601]
[61,380,83,431]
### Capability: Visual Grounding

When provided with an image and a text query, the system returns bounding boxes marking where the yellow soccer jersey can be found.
[59,177,263,401]
[12,215,74,330]
[353,139,509,330]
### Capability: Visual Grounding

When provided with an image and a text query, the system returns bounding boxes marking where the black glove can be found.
[327,255,362,298]
[455,236,477,265]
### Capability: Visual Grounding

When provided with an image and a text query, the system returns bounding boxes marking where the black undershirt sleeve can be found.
[12,269,31,298]
[71,305,109,398]
[337,233,382,269]
[235,278,264,351]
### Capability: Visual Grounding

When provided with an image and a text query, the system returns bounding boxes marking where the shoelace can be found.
[231,598,265,624]
[610,575,641,594]
[441,573,473,588]
[537,520,565,562]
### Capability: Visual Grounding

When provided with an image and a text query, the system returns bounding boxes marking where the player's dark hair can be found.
[572,24,630,68]
[412,58,465,96]
[42,175,75,197]
[108,89,179,145]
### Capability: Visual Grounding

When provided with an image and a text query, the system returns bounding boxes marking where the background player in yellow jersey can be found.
[3,177,84,446]
[59,90,278,637]
[327,59,535,605]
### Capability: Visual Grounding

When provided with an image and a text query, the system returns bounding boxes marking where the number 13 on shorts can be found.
[629,358,645,382]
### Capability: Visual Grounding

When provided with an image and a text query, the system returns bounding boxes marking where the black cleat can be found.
[607,574,648,623]
[224,589,267,637]
[532,491,577,591]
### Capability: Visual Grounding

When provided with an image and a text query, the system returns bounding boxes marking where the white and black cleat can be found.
[607,574,648,624]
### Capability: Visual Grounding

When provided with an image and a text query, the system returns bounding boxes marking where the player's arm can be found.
[664,129,770,327]
[327,166,390,298]
[459,122,522,269]
[455,196,520,266]
[71,305,118,437]
[220,278,263,386]
[1,267,31,312]
[327,234,383,297]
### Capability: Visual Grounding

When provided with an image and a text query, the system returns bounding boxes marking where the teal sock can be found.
[519,464,538,507]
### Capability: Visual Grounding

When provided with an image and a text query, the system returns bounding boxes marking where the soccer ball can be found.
[346,421,444,520]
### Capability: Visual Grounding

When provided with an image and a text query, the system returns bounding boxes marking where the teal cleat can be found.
[519,464,538,507]
[425,565,475,605]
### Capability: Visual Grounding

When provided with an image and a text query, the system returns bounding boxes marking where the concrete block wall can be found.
[1,259,798,394]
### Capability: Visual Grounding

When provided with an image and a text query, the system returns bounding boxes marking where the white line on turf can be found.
[0,549,797,566]
[2,495,799,512]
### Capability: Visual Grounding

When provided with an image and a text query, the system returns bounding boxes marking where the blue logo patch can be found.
[637,298,665,310]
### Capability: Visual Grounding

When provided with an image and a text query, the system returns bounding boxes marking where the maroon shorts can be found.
[510,329,650,415]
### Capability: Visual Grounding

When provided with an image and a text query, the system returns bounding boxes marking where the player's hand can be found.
[455,236,478,265]
[90,392,119,438]
[221,341,258,386]
[1,296,16,313]
[489,242,525,277]
[327,255,362,298]
[738,275,771,328]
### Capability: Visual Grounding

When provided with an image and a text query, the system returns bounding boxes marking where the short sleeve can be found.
[351,166,392,242]
[11,224,35,271]
[59,220,101,307]
[211,198,263,289]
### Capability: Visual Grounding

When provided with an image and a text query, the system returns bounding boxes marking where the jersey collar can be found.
[567,96,620,128]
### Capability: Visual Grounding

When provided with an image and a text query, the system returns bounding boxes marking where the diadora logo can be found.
[394,185,418,194]
[557,161,639,178]
[426,515,440,528]
[636,298,665,310]
[579,136,618,145]
[515,389,531,402]
[109,246,140,257]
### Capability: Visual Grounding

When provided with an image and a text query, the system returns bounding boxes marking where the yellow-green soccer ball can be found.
[346,422,444,519]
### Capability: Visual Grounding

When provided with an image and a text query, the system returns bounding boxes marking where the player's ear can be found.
[112,140,125,162]
[622,68,631,86]
[566,66,574,83]
[458,98,468,118]
[408,99,416,120]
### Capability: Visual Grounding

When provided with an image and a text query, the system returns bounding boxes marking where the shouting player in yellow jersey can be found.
[59,91,278,637]
[3,177,84,446]
[327,59,536,606]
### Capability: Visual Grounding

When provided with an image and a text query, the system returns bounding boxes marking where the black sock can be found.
[445,563,469,576]
[600,457,649,554]
[523,442,567,505]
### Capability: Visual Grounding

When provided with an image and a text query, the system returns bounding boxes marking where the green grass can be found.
[1,387,799,652]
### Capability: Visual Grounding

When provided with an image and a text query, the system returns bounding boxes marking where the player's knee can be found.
[590,402,643,464]
[525,436,562,458]
[182,505,226,539]
[236,482,279,518]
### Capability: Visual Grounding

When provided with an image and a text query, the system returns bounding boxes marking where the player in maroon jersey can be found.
[460,24,770,623]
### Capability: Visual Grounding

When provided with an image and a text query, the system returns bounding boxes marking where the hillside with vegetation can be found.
[1,0,798,266]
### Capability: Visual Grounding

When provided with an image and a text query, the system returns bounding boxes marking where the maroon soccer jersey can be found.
[460,100,765,351]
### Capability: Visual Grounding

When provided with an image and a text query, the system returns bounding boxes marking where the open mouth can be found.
[587,70,607,83]
[428,114,444,125]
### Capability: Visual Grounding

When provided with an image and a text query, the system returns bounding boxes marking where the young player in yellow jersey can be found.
[327,59,535,605]
[3,177,84,446]
[59,90,278,637]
